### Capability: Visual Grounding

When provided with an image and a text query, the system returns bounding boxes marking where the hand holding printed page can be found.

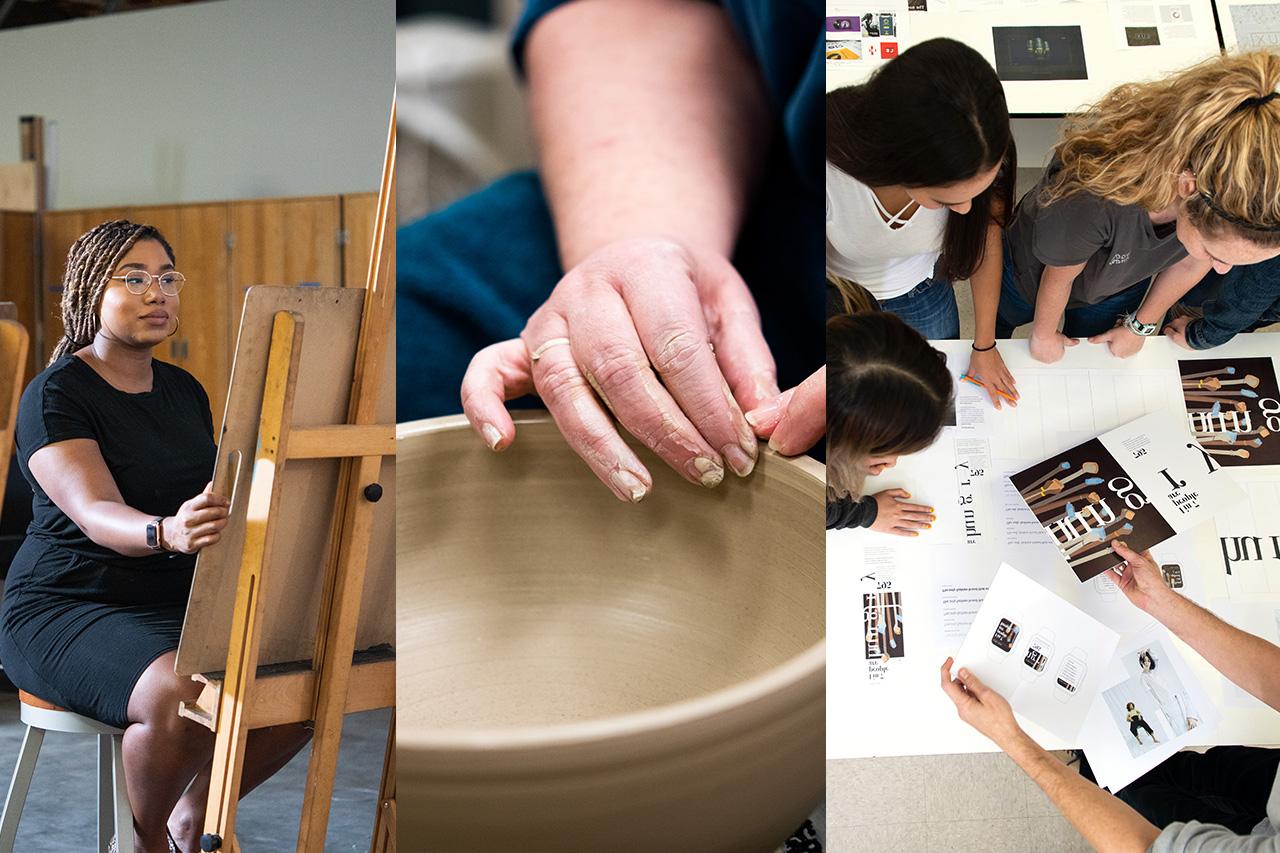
[953,564,1120,743]
[1009,412,1246,581]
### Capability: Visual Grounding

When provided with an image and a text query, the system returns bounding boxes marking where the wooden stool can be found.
[0,691,133,853]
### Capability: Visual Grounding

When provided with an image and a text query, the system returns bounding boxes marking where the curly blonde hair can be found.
[1044,51,1280,246]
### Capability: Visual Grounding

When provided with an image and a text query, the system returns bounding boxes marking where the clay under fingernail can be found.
[692,455,724,487]
[724,444,755,478]
[481,423,503,450]
[611,469,648,502]
[754,371,780,401]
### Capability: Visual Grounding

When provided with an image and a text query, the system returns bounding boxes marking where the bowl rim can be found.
[396,412,827,753]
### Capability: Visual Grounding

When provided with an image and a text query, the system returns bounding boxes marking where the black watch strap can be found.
[145,516,165,551]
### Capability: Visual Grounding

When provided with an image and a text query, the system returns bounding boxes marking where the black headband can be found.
[1196,188,1280,232]
[1233,91,1280,113]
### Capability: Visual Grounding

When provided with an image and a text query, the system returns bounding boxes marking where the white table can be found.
[828,335,1280,759]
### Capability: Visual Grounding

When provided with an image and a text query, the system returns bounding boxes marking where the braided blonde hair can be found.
[1044,51,1280,245]
[50,219,176,365]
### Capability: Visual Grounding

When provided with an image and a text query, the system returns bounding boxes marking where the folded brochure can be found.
[1008,411,1245,582]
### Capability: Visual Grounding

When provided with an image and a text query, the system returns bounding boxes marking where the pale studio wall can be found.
[0,0,393,210]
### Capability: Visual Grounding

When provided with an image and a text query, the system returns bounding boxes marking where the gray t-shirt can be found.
[1150,765,1280,852]
[1006,165,1188,310]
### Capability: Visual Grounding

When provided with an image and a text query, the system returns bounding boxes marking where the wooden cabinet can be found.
[0,212,37,382]
[342,192,378,288]
[229,197,342,348]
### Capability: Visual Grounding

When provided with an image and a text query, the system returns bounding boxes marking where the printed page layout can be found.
[952,564,1120,743]
[1009,411,1247,582]
[1078,624,1220,793]
[828,340,1280,761]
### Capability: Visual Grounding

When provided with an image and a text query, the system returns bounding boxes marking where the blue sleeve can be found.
[510,0,574,77]
[1186,262,1280,350]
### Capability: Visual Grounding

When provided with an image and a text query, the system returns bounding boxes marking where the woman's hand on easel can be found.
[164,482,230,554]
[869,489,935,537]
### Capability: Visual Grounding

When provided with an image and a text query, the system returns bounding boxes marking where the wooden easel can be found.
[0,306,29,521]
[175,103,396,853]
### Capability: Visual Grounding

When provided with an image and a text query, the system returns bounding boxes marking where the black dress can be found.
[0,356,215,728]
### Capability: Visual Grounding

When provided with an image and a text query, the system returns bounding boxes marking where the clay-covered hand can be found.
[1110,541,1177,614]
[460,237,777,502]
[869,489,934,537]
[743,366,825,456]
[164,482,230,554]
[1028,329,1079,364]
[1162,315,1195,350]
[940,657,1025,748]
[1089,325,1145,359]
[966,346,1018,410]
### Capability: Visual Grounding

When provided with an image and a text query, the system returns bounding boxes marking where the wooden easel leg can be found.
[200,311,303,851]
[296,455,384,851]
[369,711,395,853]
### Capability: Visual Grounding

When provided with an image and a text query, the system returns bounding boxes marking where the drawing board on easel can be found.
[175,285,395,678]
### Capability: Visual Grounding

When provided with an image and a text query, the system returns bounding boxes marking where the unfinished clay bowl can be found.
[397,413,825,853]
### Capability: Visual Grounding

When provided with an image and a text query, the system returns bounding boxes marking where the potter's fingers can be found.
[893,517,932,530]
[889,527,921,538]
[621,270,756,478]
[697,253,777,412]
[461,339,535,451]
[569,296,727,487]
[768,367,826,456]
[894,504,935,518]
[526,334,653,503]
[744,387,795,439]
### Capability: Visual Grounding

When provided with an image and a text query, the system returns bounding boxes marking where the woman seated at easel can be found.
[0,221,311,853]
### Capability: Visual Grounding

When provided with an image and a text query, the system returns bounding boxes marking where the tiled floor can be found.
[826,752,1093,852]
[0,688,390,851]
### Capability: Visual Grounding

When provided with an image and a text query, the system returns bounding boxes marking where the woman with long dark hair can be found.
[827,37,1018,409]
[826,312,952,534]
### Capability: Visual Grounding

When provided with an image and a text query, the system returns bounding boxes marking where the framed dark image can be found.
[992,25,1088,81]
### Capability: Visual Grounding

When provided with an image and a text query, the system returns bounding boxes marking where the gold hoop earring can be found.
[168,314,179,338]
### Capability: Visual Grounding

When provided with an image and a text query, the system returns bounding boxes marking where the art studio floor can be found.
[827,752,1091,851]
[0,682,389,851]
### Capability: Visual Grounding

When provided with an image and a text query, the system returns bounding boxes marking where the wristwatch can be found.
[1122,312,1159,337]
[145,517,167,552]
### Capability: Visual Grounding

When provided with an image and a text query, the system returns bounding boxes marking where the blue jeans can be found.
[996,245,1151,339]
[1177,261,1280,348]
[879,276,959,340]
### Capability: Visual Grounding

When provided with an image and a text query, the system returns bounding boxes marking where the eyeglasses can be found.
[109,270,187,296]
